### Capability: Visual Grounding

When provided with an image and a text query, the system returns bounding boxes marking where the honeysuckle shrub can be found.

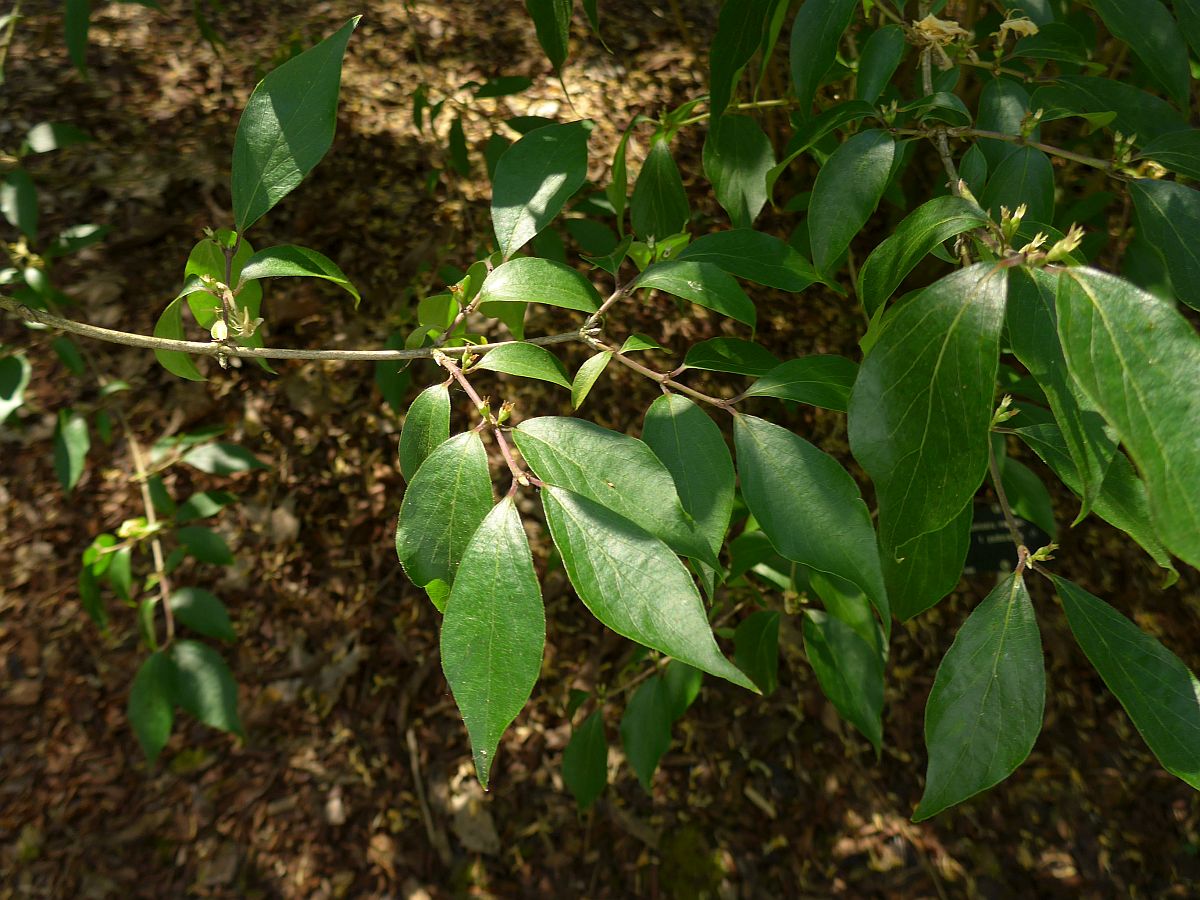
[1,1,1198,819]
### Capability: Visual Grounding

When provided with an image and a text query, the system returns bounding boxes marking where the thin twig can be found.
[988,434,1027,558]
[0,295,586,362]
[583,334,733,411]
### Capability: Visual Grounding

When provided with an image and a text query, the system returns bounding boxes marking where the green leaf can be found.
[571,351,611,408]
[563,710,608,809]
[620,675,672,790]
[107,547,133,602]
[849,263,1007,549]
[169,587,236,642]
[803,610,883,753]
[914,573,1044,821]
[631,137,690,241]
[901,92,972,127]
[740,355,858,412]
[883,504,972,622]
[541,486,756,691]
[492,121,591,258]
[856,25,906,104]
[662,662,703,720]
[789,0,858,116]
[53,409,90,492]
[703,115,774,229]
[1177,0,1200,58]
[683,337,779,377]
[442,498,545,788]
[1,169,38,241]
[0,353,31,424]
[231,17,359,231]
[474,75,533,98]
[399,384,451,482]
[51,337,84,375]
[474,342,571,389]
[22,121,91,155]
[79,565,106,629]
[620,333,664,353]
[1129,179,1200,311]
[1015,423,1174,575]
[979,146,1054,226]
[1006,268,1115,518]
[181,442,267,474]
[1135,131,1200,181]
[396,432,495,592]
[708,0,772,120]
[1090,0,1189,107]
[477,256,601,312]
[1029,77,1187,145]
[735,415,888,624]
[176,526,234,566]
[239,244,360,305]
[1055,268,1200,568]
[766,100,878,202]
[152,292,205,382]
[168,640,243,736]
[643,394,735,561]
[635,259,756,327]
[975,78,1038,168]
[525,0,573,73]
[808,129,895,274]
[1011,23,1087,63]
[676,228,825,292]
[1054,577,1200,790]
[734,610,780,695]
[128,652,174,763]
[856,195,990,318]
[1000,458,1057,538]
[513,417,717,566]
[448,114,470,176]
[65,0,89,72]
[175,490,237,523]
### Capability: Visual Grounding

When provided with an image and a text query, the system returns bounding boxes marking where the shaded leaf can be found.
[53,409,89,492]
[563,710,607,809]
[1129,179,1200,311]
[683,337,779,376]
[703,115,774,229]
[884,504,972,622]
[1090,0,1189,106]
[169,640,242,736]
[734,610,780,695]
[631,137,690,241]
[808,129,895,274]
[176,526,234,566]
[128,652,174,763]
[708,0,772,120]
[677,228,825,292]
[399,384,451,482]
[525,0,573,73]
[856,25,906,104]
[741,355,858,412]
[804,610,883,753]
[182,443,267,474]
[789,0,858,116]
[620,676,672,790]
[169,588,236,642]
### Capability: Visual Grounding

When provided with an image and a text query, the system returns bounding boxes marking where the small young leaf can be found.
[176,526,234,566]
[477,256,601,312]
[643,394,735,561]
[169,587,236,642]
[620,675,672,790]
[571,351,611,408]
[239,244,360,305]
[703,115,774,230]
[630,137,690,241]
[514,417,716,566]
[396,432,494,595]
[399,384,451,482]
[231,17,359,231]
[168,640,243,736]
[128,652,175,763]
[1055,268,1200,568]
[849,264,1007,550]
[53,409,90,492]
[620,333,664,353]
[563,710,608,809]
[914,573,1043,821]
[741,355,858,412]
[0,353,31,424]
[636,260,756,327]
[492,121,591,258]
[808,130,895,274]
[803,610,883,753]
[735,415,888,625]
[181,443,267,474]
[677,229,824,292]
[734,610,780,696]
[175,490,237,523]
[1055,577,1200,790]
[541,487,756,691]
[856,195,990,318]
[442,498,545,788]
[474,343,571,389]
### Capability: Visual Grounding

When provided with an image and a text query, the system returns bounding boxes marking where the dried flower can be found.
[913,14,971,46]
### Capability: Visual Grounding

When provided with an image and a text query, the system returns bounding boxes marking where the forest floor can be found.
[1,1,1198,897]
